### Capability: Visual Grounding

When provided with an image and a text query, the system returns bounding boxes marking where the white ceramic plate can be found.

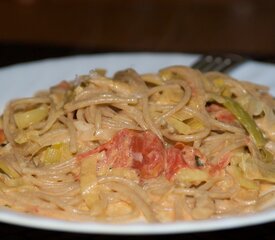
[0,53,274,234]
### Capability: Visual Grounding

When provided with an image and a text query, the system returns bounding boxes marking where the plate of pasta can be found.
[0,53,274,234]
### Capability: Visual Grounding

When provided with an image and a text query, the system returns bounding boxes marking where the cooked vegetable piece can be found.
[80,152,105,209]
[77,129,165,179]
[206,103,236,124]
[222,97,266,148]
[222,97,274,162]
[41,143,72,164]
[166,117,192,134]
[167,116,204,134]
[211,95,273,162]
[54,80,72,90]
[227,165,259,190]
[174,168,209,185]
[239,154,275,183]
[165,143,207,180]
[156,87,183,104]
[0,129,6,144]
[0,161,20,178]
[14,104,49,129]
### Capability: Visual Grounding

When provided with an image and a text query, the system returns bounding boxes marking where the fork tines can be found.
[192,54,245,73]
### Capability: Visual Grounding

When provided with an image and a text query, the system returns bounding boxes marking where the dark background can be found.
[1,0,275,66]
[0,0,274,239]
[0,221,274,240]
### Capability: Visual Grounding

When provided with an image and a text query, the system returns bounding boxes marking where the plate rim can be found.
[0,52,274,234]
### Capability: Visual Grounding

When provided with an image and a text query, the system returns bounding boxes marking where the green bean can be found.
[211,95,273,162]
[222,96,266,148]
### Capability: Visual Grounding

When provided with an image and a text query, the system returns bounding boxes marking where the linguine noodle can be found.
[0,66,275,223]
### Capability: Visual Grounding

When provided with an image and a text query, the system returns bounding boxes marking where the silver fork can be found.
[191,54,245,73]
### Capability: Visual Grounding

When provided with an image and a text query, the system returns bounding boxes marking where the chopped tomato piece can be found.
[210,152,232,173]
[98,129,134,169]
[174,143,207,168]
[131,131,165,179]
[165,143,207,180]
[54,80,72,90]
[0,129,6,144]
[77,129,230,181]
[58,80,71,90]
[165,146,188,180]
[77,129,134,167]
[77,129,165,179]
[207,103,235,123]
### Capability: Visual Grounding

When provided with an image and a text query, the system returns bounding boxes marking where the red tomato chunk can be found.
[77,129,227,180]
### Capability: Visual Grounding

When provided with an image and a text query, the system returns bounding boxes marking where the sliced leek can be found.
[14,104,49,129]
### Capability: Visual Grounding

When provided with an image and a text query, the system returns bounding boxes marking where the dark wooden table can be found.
[1,0,275,57]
